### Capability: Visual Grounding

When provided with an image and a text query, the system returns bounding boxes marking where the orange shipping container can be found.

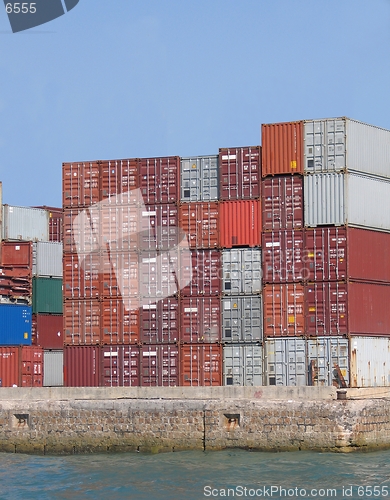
[100,158,138,201]
[180,344,222,386]
[64,299,101,345]
[263,283,305,337]
[101,298,140,344]
[179,202,219,249]
[219,200,261,248]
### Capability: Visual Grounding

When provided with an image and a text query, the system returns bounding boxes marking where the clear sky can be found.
[0,0,389,207]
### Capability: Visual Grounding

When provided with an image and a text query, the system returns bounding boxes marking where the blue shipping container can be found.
[0,304,32,346]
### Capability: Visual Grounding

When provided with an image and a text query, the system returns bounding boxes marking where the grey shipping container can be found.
[223,344,263,386]
[180,155,218,202]
[307,337,349,387]
[222,248,262,295]
[304,172,390,232]
[2,205,49,241]
[350,337,390,387]
[33,242,63,278]
[43,350,64,386]
[304,117,390,178]
[222,296,262,342]
[265,338,306,386]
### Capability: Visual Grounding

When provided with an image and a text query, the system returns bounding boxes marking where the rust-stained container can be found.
[19,346,43,387]
[350,337,390,387]
[0,347,19,387]
[180,296,220,343]
[34,314,63,349]
[141,297,179,344]
[101,251,139,300]
[1,241,32,268]
[139,250,179,298]
[179,202,219,249]
[0,267,32,304]
[101,298,140,344]
[261,121,303,177]
[63,207,100,254]
[101,345,140,387]
[139,204,179,251]
[219,146,261,200]
[305,227,390,283]
[100,158,138,201]
[263,283,305,337]
[64,300,101,345]
[180,344,222,386]
[262,175,304,231]
[307,337,349,387]
[262,230,305,283]
[64,345,100,387]
[179,249,221,296]
[63,252,101,300]
[141,344,179,386]
[139,156,180,205]
[63,161,100,208]
[219,200,261,249]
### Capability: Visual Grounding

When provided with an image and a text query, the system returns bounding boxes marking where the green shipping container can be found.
[32,278,63,314]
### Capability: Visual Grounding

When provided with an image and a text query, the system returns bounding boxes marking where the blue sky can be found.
[0,0,389,207]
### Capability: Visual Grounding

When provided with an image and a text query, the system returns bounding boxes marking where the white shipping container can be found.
[2,205,49,241]
[222,248,262,295]
[222,296,262,342]
[223,344,263,386]
[43,350,64,387]
[304,172,390,231]
[180,155,219,202]
[304,117,390,178]
[350,337,390,387]
[33,241,63,278]
[307,337,349,387]
[264,338,306,386]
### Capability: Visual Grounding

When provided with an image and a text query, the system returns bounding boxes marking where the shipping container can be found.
[307,337,349,387]
[63,252,101,300]
[180,344,222,386]
[19,346,43,387]
[222,248,262,295]
[100,158,138,201]
[261,121,304,177]
[0,304,31,345]
[139,156,180,205]
[219,146,261,200]
[179,249,221,296]
[181,155,219,202]
[0,266,32,304]
[63,207,100,254]
[264,338,306,386]
[101,251,139,302]
[263,283,305,337]
[138,204,179,252]
[0,347,19,386]
[2,205,49,241]
[262,230,305,283]
[180,296,220,343]
[223,344,263,386]
[100,203,139,252]
[140,297,179,343]
[1,241,32,268]
[101,345,140,387]
[101,298,140,344]
[222,296,262,342]
[64,345,100,387]
[35,207,64,243]
[304,172,390,232]
[262,175,304,231]
[32,277,62,314]
[33,314,63,349]
[62,161,100,208]
[350,337,390,387]
[141,344,179,386]
[43,350,64,386]
[179,202,219,249]
[219,200,261,248]
[64,300,100,345]
[139,250,179,298]
[304,118,390,178]
[32,241,63,278]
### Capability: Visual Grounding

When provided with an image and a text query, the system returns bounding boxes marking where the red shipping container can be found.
[0,347,19,387]
[139,204,179,252]
[19,346,43,387]
[100,203,139,252]
[180,344,222,386]
[64,300,101,345]
[139,156,180,205]
[32,314,63,349]
[119,159,139,196]
[101,345,140,387]
[180,296,220,343]
[219,146,261,200]
[179,249,221,296]
[63,252,101,300]
[179,202,219,249]
[140,297,179,344]
[63,161,100,208]
[34,206,64,243]
[101,298,140,344]
[261,121,303,177]
[0,266,32,301]
[1,241,32,268]
[263,283,305,337]
[63,207,100,255]
[305,227,390,283]
[101,251,139,301]
[262,175,303,231]
[219,200,261,248]
[141,344,179,386]
[262,230,305,283]
[64,345,100,387]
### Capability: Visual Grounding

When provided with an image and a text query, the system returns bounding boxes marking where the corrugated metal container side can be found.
[223,344,263,386]
[19,346,43,387]
[63,207,100,254]
[180,296,220,343]
[139,156,180,205]
[219,200,261,248]
[33,242,63,278]
[63,252,101,300]
[139,250,179,298]
[63,345,100,387]
[262,230,305,283]
[64,300,101,345]
[43,350,64,387]
[35,206,63,243]
[100,158,138,201]
[180,249,221,296]
[222,248,262,295]
[179,202,219,249]
[100,203,139,252]
[263,284,305,337]
[0,266,32,304]
[307,337,349,387]
[264,338,306,386]
[34,314,63,349]
[138,204,179,252]
[304,118,390,178]
[101,345,140,387]
[180,344,222,386]
[0,347,19,386]
[261,121,303,177]
[262,175,304,231]
[101,298,139,345]
[304,173,390,231]
[1,241,32,267]
[222,296,262,342]
[62,161,100,208]
[141,297,179,344]
[101,251,139,300]
[141,344,179,386]
[32,278,62,314]
[82,161,100,207]
[2,205,49,242]
[350,337,390,387]
[219,146,261,200]
[180,155,219,202]
[0,304,32,345]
